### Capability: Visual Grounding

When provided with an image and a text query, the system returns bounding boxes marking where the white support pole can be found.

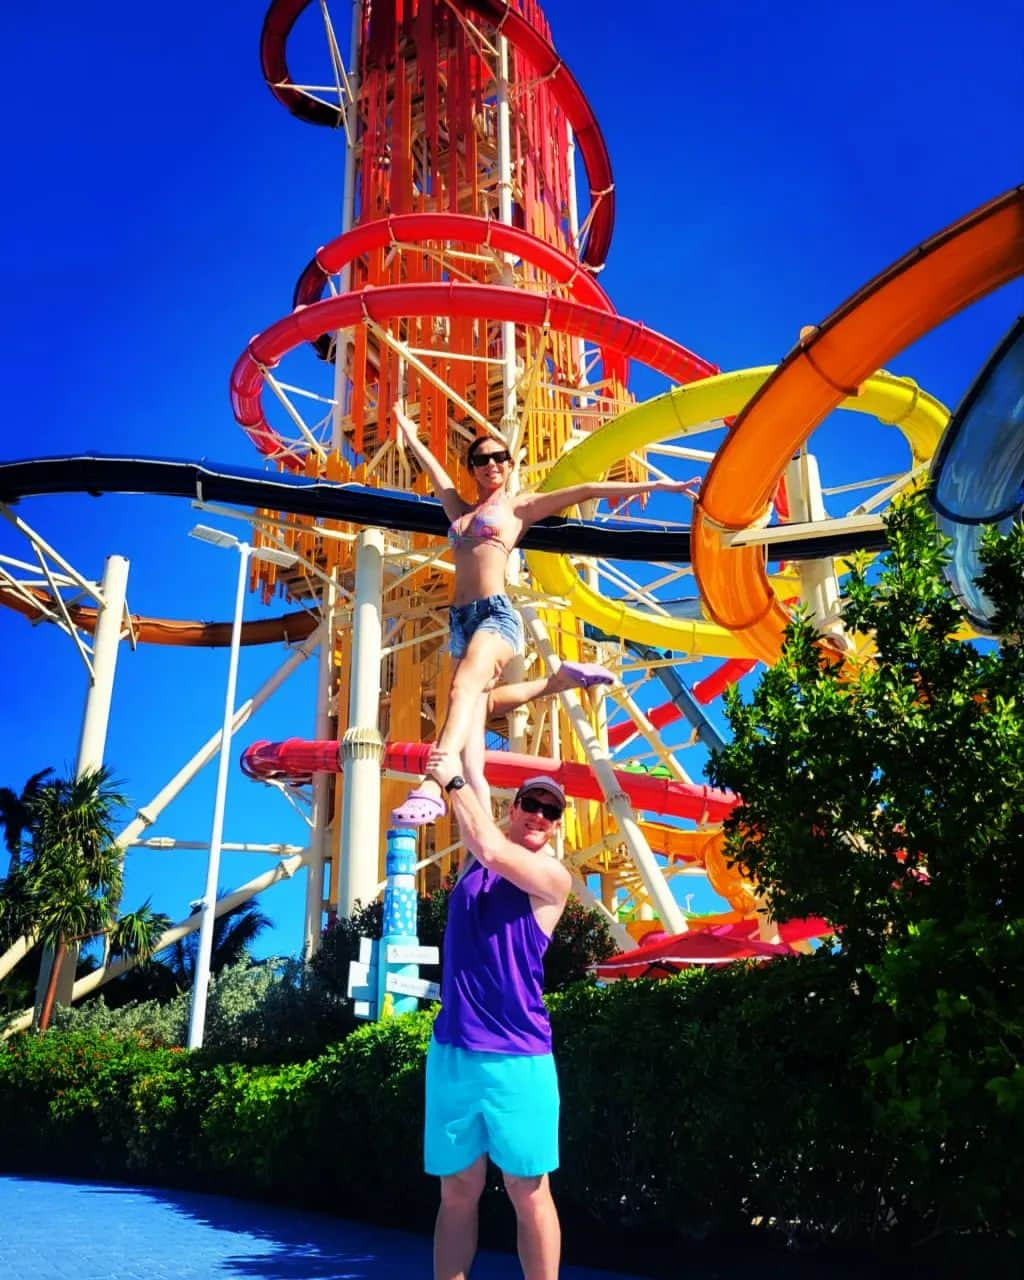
[785,452,842,638]
[38,554,130,1013]
[187,543,251,1050]
[337,529,385,915]
[502,653,529,752]
[521,605,686,935]
[305,586,337,957]
[75,555,129,773]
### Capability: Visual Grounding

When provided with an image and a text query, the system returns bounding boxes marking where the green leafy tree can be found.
[707,493,1024,1232]
[0,768,54,868]
[161,896,273,988]
[5,767,170,1031]
[99,896,274,1011]
[0,770,55,1015]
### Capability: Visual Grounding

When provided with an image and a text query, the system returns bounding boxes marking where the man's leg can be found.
[434,1154,488,1280]
[502,1172,561,1280]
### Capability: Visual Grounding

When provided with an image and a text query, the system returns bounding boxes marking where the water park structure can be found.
[0,0,1022,1029]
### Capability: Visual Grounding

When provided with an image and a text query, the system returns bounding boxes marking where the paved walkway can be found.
[0,1175,649,1279]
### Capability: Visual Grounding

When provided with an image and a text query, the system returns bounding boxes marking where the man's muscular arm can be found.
[429,753,571,906]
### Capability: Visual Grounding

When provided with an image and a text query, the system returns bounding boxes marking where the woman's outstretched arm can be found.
[513,476,699,527]
[394,401,466,522]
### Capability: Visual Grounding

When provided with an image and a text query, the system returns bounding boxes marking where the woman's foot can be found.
[391,780,446,826]
[556,660,615,691]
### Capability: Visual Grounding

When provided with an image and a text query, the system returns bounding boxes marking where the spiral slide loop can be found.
[693,186,1024,664]
[527,368,949,658]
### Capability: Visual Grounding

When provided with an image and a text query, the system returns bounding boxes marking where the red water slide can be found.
[242,738,736,823]
[231,282,716,464]
[606,657,756,749]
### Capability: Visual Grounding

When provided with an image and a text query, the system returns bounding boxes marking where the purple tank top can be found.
[433,859,552,1055]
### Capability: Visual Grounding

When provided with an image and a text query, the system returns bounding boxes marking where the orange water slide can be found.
[0,584,317,647]
[693,186,1024,664]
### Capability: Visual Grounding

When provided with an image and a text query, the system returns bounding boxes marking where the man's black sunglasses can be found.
[470,449,512,467]
[517,794,564,821]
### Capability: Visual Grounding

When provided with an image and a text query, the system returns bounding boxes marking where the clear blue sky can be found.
[1,1,1020,958]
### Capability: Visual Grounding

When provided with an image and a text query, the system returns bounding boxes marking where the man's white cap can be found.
[514,775,566,807]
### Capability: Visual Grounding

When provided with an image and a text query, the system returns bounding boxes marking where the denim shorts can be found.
[449,594,524,659]
[424,1036,560,1177]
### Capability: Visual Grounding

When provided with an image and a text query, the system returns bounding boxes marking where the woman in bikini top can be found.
[392,401,697,826]
[447,494,513,552]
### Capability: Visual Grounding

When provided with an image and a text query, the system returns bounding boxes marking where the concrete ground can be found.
[0,1174,650,1279]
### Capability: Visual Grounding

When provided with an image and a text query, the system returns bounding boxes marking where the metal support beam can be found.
[520,605,686,935]
[36,554,130,1016]
[337,529,385,915]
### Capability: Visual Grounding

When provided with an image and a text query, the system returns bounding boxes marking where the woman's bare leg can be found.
[461,689,492,814]
[393,630,513,823]
[487,661,615,717]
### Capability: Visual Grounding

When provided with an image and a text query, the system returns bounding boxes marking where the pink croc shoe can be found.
[560,660,615,690]
[390,788,446,827]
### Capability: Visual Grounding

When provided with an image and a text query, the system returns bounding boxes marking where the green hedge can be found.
[0,955,1018,1259]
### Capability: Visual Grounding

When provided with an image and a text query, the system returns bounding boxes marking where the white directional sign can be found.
[386,973,441,1000]
[386,944,440,965]
[347,959,377,1001]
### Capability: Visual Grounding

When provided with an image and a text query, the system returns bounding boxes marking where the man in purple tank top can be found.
[424,749,572,1280]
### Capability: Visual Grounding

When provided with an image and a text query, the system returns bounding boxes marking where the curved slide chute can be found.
[241,739,736,824]
[607,656,753,752]
[527,368,947,657]
[260,0,616,267]
[293,212,618,363]
[929,314,1024,630]
[230,283,716,464]
[693,186,1023,664]
[0,582,318,649]
[0,454,889,565]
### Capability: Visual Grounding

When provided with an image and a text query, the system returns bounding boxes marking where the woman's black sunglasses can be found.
[470,449,512,467]
[517,794,564,821]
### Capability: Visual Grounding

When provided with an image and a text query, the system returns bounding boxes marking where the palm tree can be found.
[163,896,273,986]
[0,769,54,868]
[101,896,274,1008]
[0,771,54,985]
[13,766,169,1030]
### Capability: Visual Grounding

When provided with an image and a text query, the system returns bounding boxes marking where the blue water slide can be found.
[929,316,1024,630]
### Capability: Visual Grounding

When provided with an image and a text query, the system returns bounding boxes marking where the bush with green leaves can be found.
[0,963,938,1248]
[0,1028,191,1177]
[1,939,1020,1253]
[51,956,349,1061]
[44,877,616,1062]
[709,495,1024,1237]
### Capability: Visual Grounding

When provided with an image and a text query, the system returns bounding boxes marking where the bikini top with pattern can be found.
[447,493,515,554]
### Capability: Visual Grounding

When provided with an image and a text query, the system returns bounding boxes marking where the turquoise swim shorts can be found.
[424,1036,560,1178]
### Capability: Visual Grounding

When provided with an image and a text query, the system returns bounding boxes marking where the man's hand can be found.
[426,747,459,790]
